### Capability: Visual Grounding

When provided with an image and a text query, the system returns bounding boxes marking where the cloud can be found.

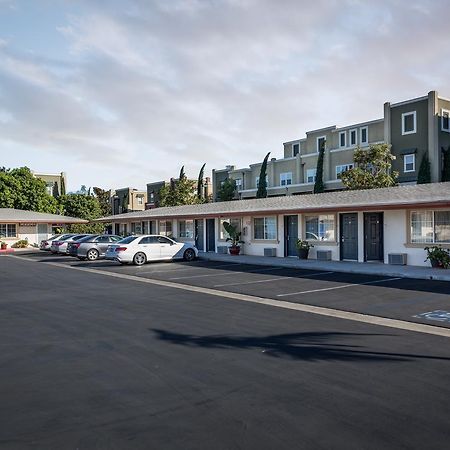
[0,0,450,191]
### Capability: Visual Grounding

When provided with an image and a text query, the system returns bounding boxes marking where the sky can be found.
[1,0,450,192]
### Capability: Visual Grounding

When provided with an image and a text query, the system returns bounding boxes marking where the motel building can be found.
[0,208,88,248]
[97,182,450,268]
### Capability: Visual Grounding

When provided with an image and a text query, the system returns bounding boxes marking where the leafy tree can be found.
[340,143,398,190]
[59,194,104,233]
[417,153,431,184]
[217,178,237,202]
[197,163,206,199]
[442,146,450,182]
[313,140,325,193]
[159,177,200,207]
[256,152,270,198]
[0,167,59,213]
[93,187,112,216]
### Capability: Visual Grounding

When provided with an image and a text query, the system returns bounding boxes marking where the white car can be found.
[105,235,198,266]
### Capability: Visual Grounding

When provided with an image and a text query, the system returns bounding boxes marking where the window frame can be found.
[403,154,415,173]
[253,216,277,241]
[280,172,293,186]
[178,219,194,239]
[0,223,17,238]
[441,109,450,132]
[410,210,450,244]
[349,128,357,147]
[306,168,317,184]
[304,214,336,242]
[335,164,354,179]
[158,220,173,237]
[219,218,242,240]
[316,136,326,153]
[292,143,300,157]
[339,131,346,148]
[360,126,368,145]
[402,111,417,135]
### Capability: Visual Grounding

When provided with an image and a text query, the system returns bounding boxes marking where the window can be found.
[158,236,173,244]
[442,109,450,132]
[159,220,172,237]
[149,192,155,203]
[131,222,142,234]
[402,111,417,135]
[317,136,326,152]
[339,131,346,148]
[349,129,357,146]
[306,169,316,183]
[220,218,241,240]
[142,221,148,234]
[255,175,268,188]
[0,223,17,238]
[179,219,194,238]
[411,211,450,243]
[45,182,53,196]
[360,126,368,145]
[336,164,354,179]
[139,236,159,244]
[280,172,292,186]
[305,215,335,241]
[137,196,143,205]
[253,217,277,240]
[96,236,110,243]
[404,154,415,172]
[234,178,242,190]
[292,143,300,156]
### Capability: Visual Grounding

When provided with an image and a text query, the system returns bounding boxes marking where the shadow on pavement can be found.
[152,329,450,363]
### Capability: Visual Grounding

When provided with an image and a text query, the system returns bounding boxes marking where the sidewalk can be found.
[199,252,450,282]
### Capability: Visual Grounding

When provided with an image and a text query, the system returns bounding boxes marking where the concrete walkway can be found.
[199,252,450,282]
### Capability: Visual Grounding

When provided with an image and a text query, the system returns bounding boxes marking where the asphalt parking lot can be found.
[1,253,450,449]
[19,251,450,330]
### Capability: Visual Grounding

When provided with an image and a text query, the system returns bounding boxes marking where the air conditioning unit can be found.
[264,248,277,257]
[317,250,332,261]
[217,246,228,254]
[388,253,407,265]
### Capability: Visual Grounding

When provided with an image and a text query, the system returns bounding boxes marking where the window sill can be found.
[404,243,450,249]
[251,239,279,244]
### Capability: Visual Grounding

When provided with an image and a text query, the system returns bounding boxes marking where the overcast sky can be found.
[1,0,449,192]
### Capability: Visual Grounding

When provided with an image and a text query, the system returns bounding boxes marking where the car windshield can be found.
[118,236,139,244]
[58,235,74,241]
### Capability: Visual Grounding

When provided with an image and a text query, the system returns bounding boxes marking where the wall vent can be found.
[388,253,407,265]
[317,250,332,261]
[217,246,228,254]
[264,248,277,257]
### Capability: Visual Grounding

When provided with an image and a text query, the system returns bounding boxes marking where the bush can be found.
[12,239,29,248]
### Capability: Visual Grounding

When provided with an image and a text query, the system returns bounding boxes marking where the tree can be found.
[217,178,237,202]
[197,163,206,199]
[442,146,450,182]
[0,167,59,213]
[58,194,104,233]
[256,152,270,198]
[60,176,66,196]
[52,181,60,198]
[417,153,431,184]
[93,187,112,216]
[159,177,200,207]
[313,140,325,193]
[179,166,186,181]
[340,143,398,190]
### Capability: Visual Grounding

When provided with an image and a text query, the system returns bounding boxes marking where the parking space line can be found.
[214,271,335,287]
[169,266,285,280]
[277,277,402,297]
[8,255,450,338]
[139,262,244,274]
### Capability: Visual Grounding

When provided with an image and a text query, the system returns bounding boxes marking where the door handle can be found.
[341,237,345,242]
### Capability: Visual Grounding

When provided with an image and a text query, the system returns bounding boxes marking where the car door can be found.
[158,236,180,259]
[95,235,113,256]
[138,236,160,260]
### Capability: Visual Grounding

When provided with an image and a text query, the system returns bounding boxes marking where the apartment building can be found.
[111,188,146,215]
[212,91,450,200]
[32,171,67,197]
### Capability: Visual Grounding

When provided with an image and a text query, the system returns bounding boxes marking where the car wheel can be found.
[133,252,147,266]
[183,248,196,262]
[87,249,99,261]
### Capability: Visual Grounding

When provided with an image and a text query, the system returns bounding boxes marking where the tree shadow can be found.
[152,329,450,363]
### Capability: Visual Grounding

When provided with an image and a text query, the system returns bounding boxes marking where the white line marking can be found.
[137,263,243,274]
[277,277,402,297]
[214,271,335,287]
[169,266,285,280]
[7,256,450,338]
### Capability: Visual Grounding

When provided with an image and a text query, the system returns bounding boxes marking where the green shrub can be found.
[12,239,29,248]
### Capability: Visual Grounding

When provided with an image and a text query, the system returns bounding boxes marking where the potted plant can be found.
[1,241,7,250]
[296,239,313,259]
[223,221,244,255]
[424,246,450,269]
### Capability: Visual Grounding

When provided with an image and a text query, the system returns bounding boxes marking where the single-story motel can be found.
[0,209,87,248]
[96,182,450,268]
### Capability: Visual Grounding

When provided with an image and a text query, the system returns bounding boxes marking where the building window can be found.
[402,111,417,135]
[253,217,277,240]
[149,193,155,203]
[360,126,368,145]
[280,172,292,186]
[220,218,242,240]
[234,178,242,190]
[305,215,335,241]
[317,136,326,153]
[404,154,415,172]
[442,109,450,132]
[349,129,357,146]
[159,220,173,237]
[339,131,346,148]
[292,143,300,156]
[306,169,316,183]
[179,219,194,238]
[137,196,143,205]
[411,211,450,244]
[0,223,17,238]
[336,164,354,179]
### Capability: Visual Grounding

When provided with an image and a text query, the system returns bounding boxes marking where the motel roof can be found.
[0,208,88,224]
[97,182,450,222]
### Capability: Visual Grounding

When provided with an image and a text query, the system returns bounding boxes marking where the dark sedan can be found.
[68,234,123,261]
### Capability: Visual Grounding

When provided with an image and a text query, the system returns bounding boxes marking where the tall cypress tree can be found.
[52,181,60,197]
[313,140,325,193]
[256,152,270,198]
[197,163,206,199]
[442,146,450,182]
[417,152,431,184]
